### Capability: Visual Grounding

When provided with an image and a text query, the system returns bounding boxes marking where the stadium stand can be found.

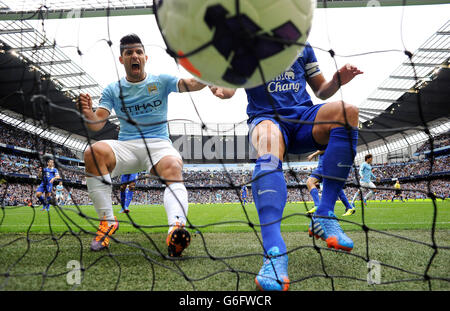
[1,119,448,207]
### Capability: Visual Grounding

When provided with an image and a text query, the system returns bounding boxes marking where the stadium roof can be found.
[0,19,119,144]
[0,0,448,20]
[357,19,450,146]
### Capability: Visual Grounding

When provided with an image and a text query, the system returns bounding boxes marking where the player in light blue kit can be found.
[35,159,59,211]
[55,181,65,205]
[211,43,362,290]
[241,185,248,206]
[78,34,208,255]
[351,154,379,207]
[119,173,138,213]
[306,150,355,216]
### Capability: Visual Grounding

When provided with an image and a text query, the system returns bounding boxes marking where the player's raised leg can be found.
[35,188,46,211]
[309,101,359,251]
[306,177,321,215]
[251,120,289,291]
[152,155,191,257]
[340,189,355,216]
[84,142,119,251]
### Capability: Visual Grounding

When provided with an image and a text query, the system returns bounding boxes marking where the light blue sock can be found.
[310,187,320,207]
[316,127,358,217]
[252,154,287,255]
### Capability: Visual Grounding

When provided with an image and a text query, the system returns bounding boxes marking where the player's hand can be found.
[333,64,363,86]
[77,93,95,119]
[209,85,236,99]
[209,85,225,98]
[307,154,314,161]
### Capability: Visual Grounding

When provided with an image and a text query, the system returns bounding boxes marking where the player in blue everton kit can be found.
[241,185,248,206]
[351,154,379,207]
[211,43,362,291]
[306,150,355,216]
[35,159,60,211]
[119,173,138,213]
[78,34,207,255]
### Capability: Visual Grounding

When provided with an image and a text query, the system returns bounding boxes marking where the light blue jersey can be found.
[99,74,179,141]
[56,185,64,195]
[359,162,376,183]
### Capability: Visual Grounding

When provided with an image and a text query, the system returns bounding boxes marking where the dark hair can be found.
[365,154,373,161]
[120,34,144,55]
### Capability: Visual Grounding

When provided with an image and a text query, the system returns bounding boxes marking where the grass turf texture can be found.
[0,200,449,291]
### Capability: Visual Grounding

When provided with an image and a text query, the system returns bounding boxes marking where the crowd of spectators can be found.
[0,121,78,159]
[0,119,448,206]
[415,132,450,153]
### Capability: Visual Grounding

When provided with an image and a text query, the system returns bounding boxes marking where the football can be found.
[154,0,316,88]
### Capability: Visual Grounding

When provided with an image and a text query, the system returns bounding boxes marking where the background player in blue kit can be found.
[211,43,362,291]
[306,150,355,216]
[78,34,208,255]
[120,173,138,213]
[35,159,59,211]
[241,185,248,206]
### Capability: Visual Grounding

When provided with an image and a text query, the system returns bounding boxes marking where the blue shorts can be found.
[121,173,138,183]
[248,104,327,157]
[310,167,323,183]
[37,182,52,193]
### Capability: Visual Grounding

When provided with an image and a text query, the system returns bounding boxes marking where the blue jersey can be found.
[241,186,248,198]
[245,43,321,120]
[99,74,179,141]
[121,173,138,184]
[42,167,59,184]
[360,162,375,183]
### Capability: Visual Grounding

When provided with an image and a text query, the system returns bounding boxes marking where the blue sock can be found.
[338,189,352,210]
[46,196,51,205]
[310,188,320,207]
[120,190,126,209]
[252,154,287,255]
[38,195,45,205]
[125,189,134,208]
[316,127,358,217]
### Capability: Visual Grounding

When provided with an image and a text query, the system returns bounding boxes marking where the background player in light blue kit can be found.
[120,173,138,213]
[78,34,208,255]
[211,43,362,291]
[351,154,379,207]
[35,159,59,211]
[55,181,65,205]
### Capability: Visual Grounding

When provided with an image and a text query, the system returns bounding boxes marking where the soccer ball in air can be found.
[154,0,316,88]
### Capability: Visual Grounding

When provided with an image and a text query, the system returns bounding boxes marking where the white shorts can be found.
[360,181,376,189]
[56,193,63,199]
[103,138,182,178]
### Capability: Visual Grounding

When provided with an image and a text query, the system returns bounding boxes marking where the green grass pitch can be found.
[0,199,449,291]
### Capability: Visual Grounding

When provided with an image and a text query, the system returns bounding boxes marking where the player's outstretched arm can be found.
[178,78,207,92]
[308,64,363,101]
[307,150,325,161]
[77,93,110,132]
